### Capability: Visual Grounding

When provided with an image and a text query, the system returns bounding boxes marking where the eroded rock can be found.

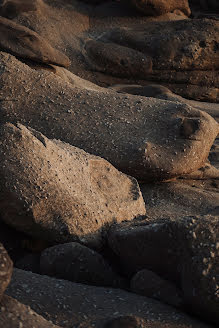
[0,243,13,301]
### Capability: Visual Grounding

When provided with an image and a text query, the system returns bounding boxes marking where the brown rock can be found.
[0,16,70,67]
[126,0,191,16]
[40,242,123,287]
[0,0,42,19]
[0,243,13,301]
[6,268,212,328]
[0,295,60,328]
[130,269,183,308]
[0,122,145,248]
[0,52,218,182]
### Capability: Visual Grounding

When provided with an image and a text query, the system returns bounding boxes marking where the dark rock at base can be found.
[0,295,60,328]
[0,243,13,301]
[40,242,123,287]
[15,253,41,274]
[131,269,183,308]
[6,269,212,328]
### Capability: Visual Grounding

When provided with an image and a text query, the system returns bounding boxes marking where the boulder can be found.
[40,242,123,287]
[108,215,219,325]
[0,122,145,249]
[0,295,61,328]
[0,243,13,301]
[0,0,43,19]
[0,16,70,67]
[130,269,183,308]
[126,0,191,16]
[6,268,212,328]
[0,52,218,182]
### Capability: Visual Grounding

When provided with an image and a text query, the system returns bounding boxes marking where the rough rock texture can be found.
[0,52,218,182]
[0,16,70,67]
[126,0,191,16]
[0,295,61,328]
[0,243,13,301]
[108,215,219,325]
[85,19,219,102]
[0,122,145,248]
[6,269,212,328]
[40,242,123,287]
[130,269,183,308]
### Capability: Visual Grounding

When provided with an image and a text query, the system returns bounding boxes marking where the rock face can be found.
[0,122,145,248]
[108,215,219,325]
[127,0,191,16]
[0,295,61,328]
[0,52,218,182]
[40,242,123,287]
[6,268,212,328]
[0,16,70,67]
[0,243,13,301]
[130,269,183,308]
[85,19,219,102]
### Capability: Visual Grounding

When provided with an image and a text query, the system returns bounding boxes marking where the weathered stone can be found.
[40,242,123,287]
[6,269,212,328]
[0,243,13,301]
[0,16,70,67]
[0,52,218,182]
[0,122,145,248]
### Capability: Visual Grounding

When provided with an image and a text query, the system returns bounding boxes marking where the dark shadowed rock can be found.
[0,243,13,301]
[0,295,60,328]
[126,0,191,16]
[15,253,40,273]
[0,53,218,182]
[0,16,70,67]
[0,0,43,19]
[131,269,183,308]
[0,122,145,249]
[6,269,212,328]
[40,242,123,287]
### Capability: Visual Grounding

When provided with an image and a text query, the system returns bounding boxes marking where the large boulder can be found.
[0,122,145,249]
[0,16,70,67]
[108,215,219,325]
[0,52,218,182]
[126,0,191,16]
[6,268,212,328]
[0,243,13,301]
[40,242,123,287]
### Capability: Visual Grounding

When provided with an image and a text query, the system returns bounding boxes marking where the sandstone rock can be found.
[0,295,60,328]
[0,0,42,19]
[0,243,13,301]
[40,242,123,287]
[0,122,145,248]
[126,0,191,16]
[130,269,183,308]
[108,215,219,325]
[6,268,212,328]
[0,53,218,182]
[0,16,70,67]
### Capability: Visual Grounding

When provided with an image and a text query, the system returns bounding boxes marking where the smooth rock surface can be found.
[0,122,145,248]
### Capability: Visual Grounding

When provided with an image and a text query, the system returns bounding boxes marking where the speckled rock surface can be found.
[0,52,218,182]
[0,16,70,67]
[0,122,145,248]
[0,295,61,328]
[0,243,13,301]
[6,269,212,328]
[40,242,124,287]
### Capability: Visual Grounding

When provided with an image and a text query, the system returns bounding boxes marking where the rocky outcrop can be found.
[0,243,13,301]
[0,122,145,248]
[0,53,218,182]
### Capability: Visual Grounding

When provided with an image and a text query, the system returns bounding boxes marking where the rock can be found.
[0,16,70,67]
[0,122,145,249]
[15,253,40,274]
[0,243,13,301]
[130,269,183,308]
[0,52,218,182]
[0,295,60,328]
[190,0,219,11]
[40,242,123,287]
[6,268,212,328]
[108,215,219,325]
[0,0,42,19]
[126,0,191,16]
